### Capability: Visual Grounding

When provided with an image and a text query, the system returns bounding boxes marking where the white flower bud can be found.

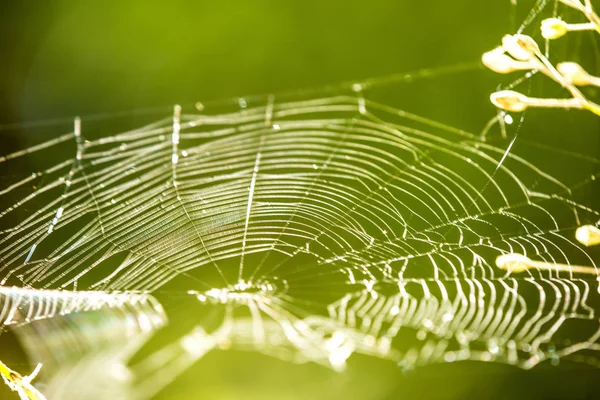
[496,253,531,273]
[502,34,540,61]
[490,90,529,112]
[541,18,569,39]
[482,49,534,74]
[576,225,600,247]
[557,62,592,86]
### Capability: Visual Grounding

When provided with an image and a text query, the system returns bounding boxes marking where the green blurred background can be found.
[0,0,513,122]
[1,0,600,399]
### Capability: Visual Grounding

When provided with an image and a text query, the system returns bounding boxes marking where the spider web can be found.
[1,1,600,399]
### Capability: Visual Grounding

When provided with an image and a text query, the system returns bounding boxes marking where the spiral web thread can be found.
[0,90,599,398]
[1,2,600,399]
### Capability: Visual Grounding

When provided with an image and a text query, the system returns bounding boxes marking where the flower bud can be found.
[496,253,531,273]
[541,18,569,39]
[502,34,540,61]
[576,225,600,247]
[482,49,533,74]
[557,62,591,86]
[490,90,529,112]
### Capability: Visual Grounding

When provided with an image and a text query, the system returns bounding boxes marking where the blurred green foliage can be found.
[0,1,599,399]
